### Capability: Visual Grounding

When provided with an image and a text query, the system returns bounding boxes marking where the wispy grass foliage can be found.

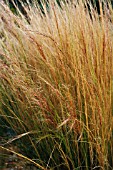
[0,0,113,169]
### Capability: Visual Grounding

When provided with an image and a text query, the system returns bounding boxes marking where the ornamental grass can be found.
[0,0,113,169]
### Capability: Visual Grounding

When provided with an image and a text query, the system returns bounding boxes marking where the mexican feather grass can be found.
[0,0,113,169]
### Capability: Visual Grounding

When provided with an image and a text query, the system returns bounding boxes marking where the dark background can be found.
[4,0,113,16]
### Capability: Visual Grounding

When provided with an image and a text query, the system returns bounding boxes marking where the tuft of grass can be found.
[0,0,113,169]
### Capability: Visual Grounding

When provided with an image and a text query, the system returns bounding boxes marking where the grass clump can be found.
[0,0,113,169]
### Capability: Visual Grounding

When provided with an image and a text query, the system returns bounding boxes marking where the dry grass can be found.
[0,0,113,169]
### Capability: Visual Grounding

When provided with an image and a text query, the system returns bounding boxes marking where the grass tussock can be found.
[0,0,113,169]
